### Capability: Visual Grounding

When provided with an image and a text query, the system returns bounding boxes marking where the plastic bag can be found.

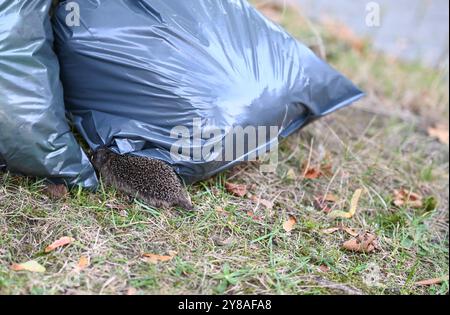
[53,0,364,184]
[0,0,98,188]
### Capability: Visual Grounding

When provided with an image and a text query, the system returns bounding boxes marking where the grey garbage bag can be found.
[0,0,98,188]
[53,0,364,184]
[0,155,5,172]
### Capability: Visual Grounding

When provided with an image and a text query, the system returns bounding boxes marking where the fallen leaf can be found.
[143,252,176,264]
[75,255,90,271]
[283,216,297,232]
[427,125,449,145]
[303,167,323,180]
[343,232,378,253]
[329,189,363,219]
[11,260,46,273]
[393,189,423,209]
[43,184,68,200]
[318,265,330,273]
[45,236,75,253]
[415,276,449,286]
[225,182,248,198]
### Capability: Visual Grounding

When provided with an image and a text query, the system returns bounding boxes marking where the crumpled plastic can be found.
[53,0,364,184]
[0,0,98,188]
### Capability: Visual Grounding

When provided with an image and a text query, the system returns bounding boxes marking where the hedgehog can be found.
[92,148,193,210]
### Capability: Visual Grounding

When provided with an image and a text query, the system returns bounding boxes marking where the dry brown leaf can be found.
[283,216,297,232]
[318,265,330,273]
[43,184,68,200]
[329,189,363,219]
[45,236,75,253]
[225,182,248,198]
[393,189,423,209]
[415,276,449,286]
[143,252,176,264]
[11,260,46,273]
[303,167,323,180]
[427,125,449,145]
[342,232,379,253]
[75,255,90,271]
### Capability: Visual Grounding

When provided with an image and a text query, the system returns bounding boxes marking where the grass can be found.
[0,1,448,295]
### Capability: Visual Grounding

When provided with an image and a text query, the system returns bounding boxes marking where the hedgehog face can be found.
[92,148,111,171]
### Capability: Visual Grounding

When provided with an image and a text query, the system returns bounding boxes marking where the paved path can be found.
[298,0,449,67]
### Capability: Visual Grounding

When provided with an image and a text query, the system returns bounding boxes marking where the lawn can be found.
[0,1,448,295]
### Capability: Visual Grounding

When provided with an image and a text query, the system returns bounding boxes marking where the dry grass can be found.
[0,0,448,295]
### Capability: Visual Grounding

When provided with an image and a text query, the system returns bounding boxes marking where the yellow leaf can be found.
[11,260,46,273]
[329,189,363,219]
